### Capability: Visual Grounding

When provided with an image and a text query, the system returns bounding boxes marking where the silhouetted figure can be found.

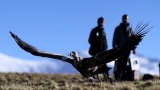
[10,22,152,81]
[112,14,136,81]
[158,62,160,78]
[88,17,110,81]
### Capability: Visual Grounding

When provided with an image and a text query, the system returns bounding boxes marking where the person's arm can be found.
[105,37,108,50]
[130,27,136,54]
[88,29,95,45]
[112,27,118,48]
[132,49,136,54]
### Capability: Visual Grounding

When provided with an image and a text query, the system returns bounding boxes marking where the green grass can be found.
[0,73,159,90]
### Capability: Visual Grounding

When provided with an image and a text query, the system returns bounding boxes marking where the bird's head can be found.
[70,51,79,59]
[70,51,83,67]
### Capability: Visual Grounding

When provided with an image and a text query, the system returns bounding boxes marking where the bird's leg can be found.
[87,66,99,73]
[88,77,96,82]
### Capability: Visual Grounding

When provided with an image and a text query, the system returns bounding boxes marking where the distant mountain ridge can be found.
[0,51,159,75]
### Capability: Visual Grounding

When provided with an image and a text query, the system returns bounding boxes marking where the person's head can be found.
[97,17,105,27]
[122,14,129,24]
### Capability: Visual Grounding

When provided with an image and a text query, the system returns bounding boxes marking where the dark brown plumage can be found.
[10,22,152,78]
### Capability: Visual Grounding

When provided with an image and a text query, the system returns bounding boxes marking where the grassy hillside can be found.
[0,73,159,90]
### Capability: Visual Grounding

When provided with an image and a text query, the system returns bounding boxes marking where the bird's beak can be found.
[70,52,72,56]
[70,52,74,57]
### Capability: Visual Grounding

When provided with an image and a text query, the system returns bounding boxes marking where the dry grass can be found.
[0,73,159,90]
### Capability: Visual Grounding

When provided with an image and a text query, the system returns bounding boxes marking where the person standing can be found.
[112,14,136,81]
[88,17,110,81]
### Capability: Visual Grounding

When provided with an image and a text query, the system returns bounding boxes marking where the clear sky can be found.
[0,0,160,60]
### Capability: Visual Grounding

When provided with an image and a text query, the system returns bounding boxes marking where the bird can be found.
[10,22,152,80]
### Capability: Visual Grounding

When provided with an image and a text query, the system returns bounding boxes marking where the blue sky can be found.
[0,0,160,60]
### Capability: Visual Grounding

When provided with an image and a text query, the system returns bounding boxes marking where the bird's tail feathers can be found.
[128,22,153,50]
[96,22,153,64]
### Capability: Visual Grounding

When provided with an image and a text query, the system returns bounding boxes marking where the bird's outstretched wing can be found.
[92,22,153,66]
[10,31,73,63]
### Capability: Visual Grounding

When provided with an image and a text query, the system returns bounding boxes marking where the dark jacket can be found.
[88,26,108,56]
[112,23,133,48]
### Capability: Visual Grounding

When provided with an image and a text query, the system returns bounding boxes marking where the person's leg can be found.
[90,54,99,79]
[120,52,130,80]
[114,58,123,81]
[102,64,110,80]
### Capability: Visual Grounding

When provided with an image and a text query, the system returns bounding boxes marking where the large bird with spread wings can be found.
[10,22,152,79]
